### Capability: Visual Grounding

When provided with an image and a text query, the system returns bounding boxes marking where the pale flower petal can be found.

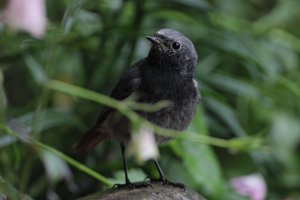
[129,127,159,162]
[230,173,267,200]
[2,0,47,38]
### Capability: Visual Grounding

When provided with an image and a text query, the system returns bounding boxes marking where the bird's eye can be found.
[172,42,181,50]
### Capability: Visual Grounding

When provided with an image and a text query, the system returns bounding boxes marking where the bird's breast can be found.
[139,78,199,130]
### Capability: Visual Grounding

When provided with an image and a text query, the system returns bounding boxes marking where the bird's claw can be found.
[164,180,185,190]
[148,177,185,190]
[112,181,152,189]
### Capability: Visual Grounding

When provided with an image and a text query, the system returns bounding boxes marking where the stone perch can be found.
[76,182,206,200]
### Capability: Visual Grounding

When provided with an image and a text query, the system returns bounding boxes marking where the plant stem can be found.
[0,125,113,187]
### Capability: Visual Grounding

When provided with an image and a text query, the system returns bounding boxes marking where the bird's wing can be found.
[73,59,145,152]
[95,59,143,123]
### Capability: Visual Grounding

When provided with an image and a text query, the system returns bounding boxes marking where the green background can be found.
[1,0,300,199]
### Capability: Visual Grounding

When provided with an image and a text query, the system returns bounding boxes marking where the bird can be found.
[73,28,200,188]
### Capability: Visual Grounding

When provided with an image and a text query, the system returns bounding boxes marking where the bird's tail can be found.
[72,126,108,153]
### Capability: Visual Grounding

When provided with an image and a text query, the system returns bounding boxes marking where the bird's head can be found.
[146,28,198,75]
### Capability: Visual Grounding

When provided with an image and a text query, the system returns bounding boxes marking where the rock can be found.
[76,182,206,200]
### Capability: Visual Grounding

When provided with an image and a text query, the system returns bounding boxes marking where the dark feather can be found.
[72,126,108,152]
[73,60,144,152]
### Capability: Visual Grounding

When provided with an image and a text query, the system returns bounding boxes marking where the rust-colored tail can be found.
[72,126,108,152]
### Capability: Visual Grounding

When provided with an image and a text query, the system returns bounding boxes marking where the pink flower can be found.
[230,173,267,200]
[2,0,47,38]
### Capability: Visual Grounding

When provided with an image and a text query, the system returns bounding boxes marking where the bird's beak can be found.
[145,36,160,44]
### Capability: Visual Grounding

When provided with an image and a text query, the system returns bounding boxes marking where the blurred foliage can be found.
[1,0,300,199]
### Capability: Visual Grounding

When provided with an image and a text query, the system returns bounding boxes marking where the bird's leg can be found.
[113,143,151,189]
[121,143,131,185]
[154,159,165,182]
[148,159,185,189]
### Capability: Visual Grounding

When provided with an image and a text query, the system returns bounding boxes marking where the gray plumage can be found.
[74,28,200,152]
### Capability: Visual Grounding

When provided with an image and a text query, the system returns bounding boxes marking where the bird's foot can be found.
[145,177,185,190]
[163,180,185,189]
[113,181,152,190]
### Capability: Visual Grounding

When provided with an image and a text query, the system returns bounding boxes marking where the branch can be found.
[47,79,263,151]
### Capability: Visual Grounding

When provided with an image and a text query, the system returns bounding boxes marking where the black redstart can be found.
[74,28,200,188]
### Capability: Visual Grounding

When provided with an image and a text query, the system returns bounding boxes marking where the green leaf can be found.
[205,97,247,137]
[15,109,78,133]
[208,73,258,97]
[172,107,224,196]
[23,54,48,84]
[0,69,7,122]
[40,150,73,183]
[0,176,33,200]
[270,113,300,186]
[0,136,17,148]
[109,168,147,184]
